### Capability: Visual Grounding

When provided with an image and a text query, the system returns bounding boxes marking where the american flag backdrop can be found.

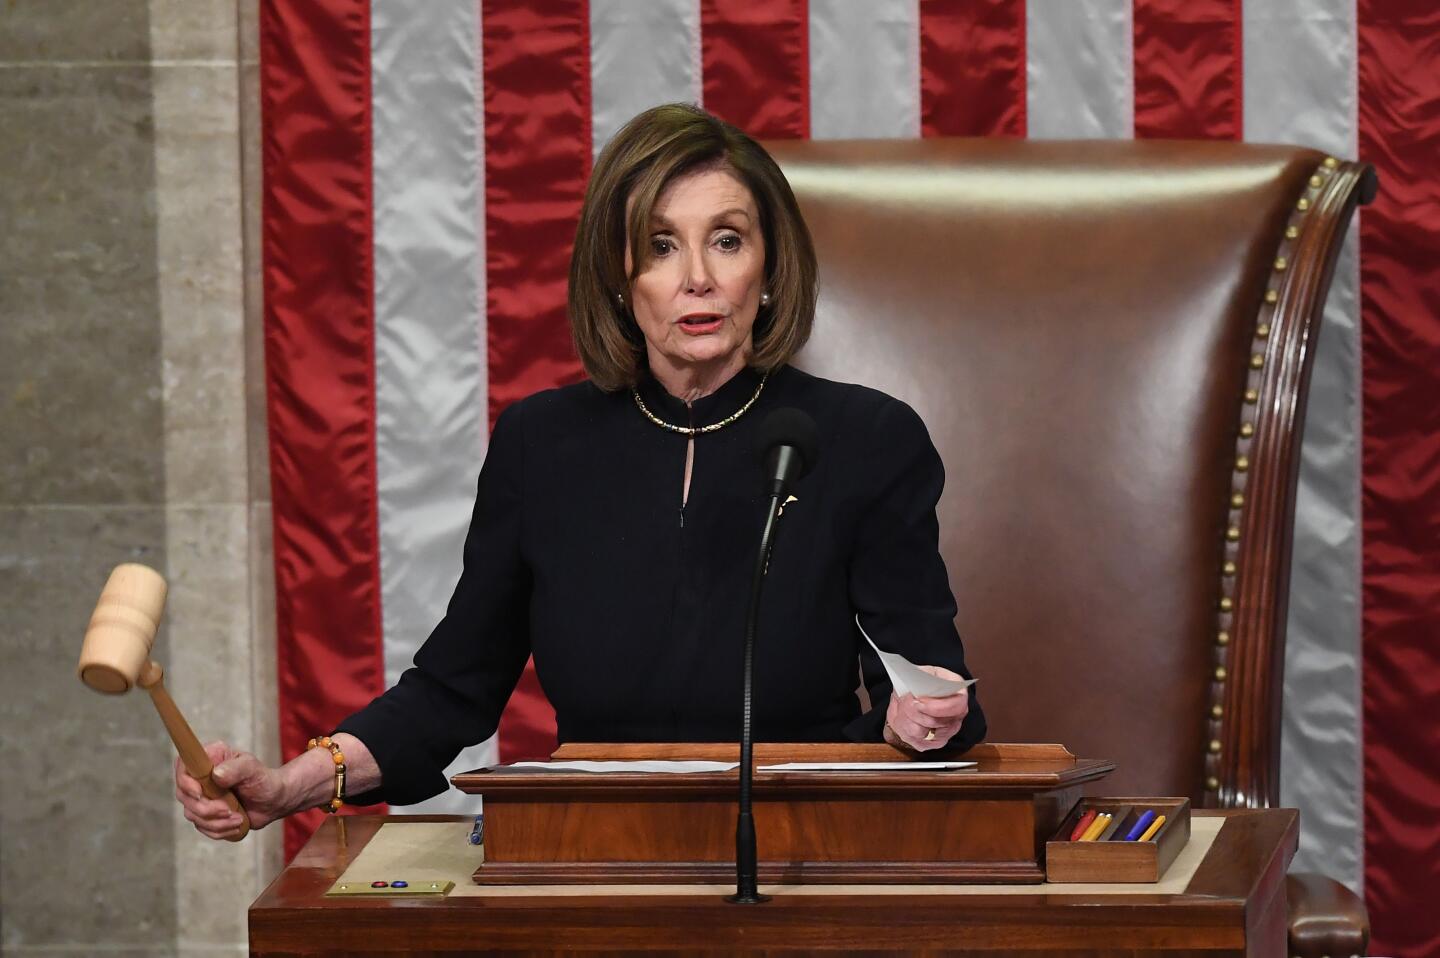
[258,1,1439,951]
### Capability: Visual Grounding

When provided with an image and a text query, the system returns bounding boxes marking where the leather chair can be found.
[777,138,1376,958]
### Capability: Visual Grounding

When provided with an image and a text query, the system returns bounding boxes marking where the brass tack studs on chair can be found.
[1222,561,1237,577]
[1274,256,1288,272]
[1256,323,1270,340]
[1219,597,1234,612]
[1215,666,1227,681]
[1244,389,1258,404]
[1236,455,1250,472]
[1209,740,1223,754]
[1231,492,1245,508]
[1285,225,1299,240]
[1226,526,1241,542]
[1265,289,1279,304]
[1207,775,1220,790]
[1297,197,1311,212]
[1250,353,1265,369]
[1310,174,1323,188]
[1240,422,1255,438]
[1217,630,1231,646]
[1324,156,1339,168]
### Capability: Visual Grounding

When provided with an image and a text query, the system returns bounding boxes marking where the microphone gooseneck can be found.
[728,408,820,905]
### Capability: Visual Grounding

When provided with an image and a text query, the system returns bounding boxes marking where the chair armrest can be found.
[1286,871,1369,958]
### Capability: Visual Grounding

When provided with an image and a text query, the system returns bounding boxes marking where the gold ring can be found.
[924,729,937,741]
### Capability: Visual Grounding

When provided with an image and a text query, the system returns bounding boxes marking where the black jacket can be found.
[339,364,985,805]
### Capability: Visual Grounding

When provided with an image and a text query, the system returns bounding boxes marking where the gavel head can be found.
[77,563,167,694]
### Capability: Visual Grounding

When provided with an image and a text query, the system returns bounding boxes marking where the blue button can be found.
[391,880,408,888]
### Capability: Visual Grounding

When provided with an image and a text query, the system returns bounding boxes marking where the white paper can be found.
[487,760,738,774]
[856,615,978,698]
[486,759,976,775]
[758,761,975,772]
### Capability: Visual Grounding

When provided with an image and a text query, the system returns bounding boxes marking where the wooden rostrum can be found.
[452,742,1114,885]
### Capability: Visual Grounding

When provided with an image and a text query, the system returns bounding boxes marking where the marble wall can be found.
[0,1,277,954]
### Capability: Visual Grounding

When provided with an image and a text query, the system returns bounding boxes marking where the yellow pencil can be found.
[1137,815,1166,842]
[1079,813,1111,841]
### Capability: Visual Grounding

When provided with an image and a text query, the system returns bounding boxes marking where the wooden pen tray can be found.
[1044,796,1190,883]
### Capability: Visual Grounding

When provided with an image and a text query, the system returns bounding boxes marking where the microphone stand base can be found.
[724,892,772,905]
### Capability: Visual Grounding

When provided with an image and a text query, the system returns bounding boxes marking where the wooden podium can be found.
[452,743,1113,886]
[250,772,1307,956]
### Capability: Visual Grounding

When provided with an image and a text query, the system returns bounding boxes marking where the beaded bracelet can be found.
[307,735,346,813]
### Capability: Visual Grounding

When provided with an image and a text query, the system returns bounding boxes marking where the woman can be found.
[177,104,985,840]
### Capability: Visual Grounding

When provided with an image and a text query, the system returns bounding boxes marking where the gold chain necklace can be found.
[631,373,768,436]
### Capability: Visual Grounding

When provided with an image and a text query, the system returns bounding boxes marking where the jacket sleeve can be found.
[841,396,986,750]
[336,401,533,805]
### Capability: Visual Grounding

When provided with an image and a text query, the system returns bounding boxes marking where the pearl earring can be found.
[760,290,771,307]
[616,292,626,307]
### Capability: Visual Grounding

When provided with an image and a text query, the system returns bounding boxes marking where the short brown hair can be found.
[569,103,818,391]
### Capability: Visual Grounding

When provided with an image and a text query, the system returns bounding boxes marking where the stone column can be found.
[151,0,280,952]
[0,0,278,953]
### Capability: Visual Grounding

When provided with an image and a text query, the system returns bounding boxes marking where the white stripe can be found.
[591,0,701,159]
[1244,0,1363,893]
[809,0,920,139]
[372,0,494,812]
[1026,0,1132,139]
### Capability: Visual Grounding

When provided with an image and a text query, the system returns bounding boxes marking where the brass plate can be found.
[327,879,455,897]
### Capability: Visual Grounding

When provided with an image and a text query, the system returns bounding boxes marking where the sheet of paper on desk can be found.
[856,615,978,698]
[759,761,975,772]
[490,760,739,774]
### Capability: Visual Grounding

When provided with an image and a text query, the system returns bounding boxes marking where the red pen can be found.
[1069,809,1098,841]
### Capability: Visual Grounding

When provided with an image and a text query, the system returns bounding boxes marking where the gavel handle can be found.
[139,662,249,841]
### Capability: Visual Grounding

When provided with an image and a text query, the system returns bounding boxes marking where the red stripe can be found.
[498,659,557,762]
[919,0,1027,138]
[482,0,590,430]
[1132,0,1242,139]
[260,0,387,859]
[482,0,593,761]
[1359,3,1440,953]
[700,0,810,139]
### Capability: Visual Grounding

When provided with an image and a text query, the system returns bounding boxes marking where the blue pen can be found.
[1124,809,1157,842]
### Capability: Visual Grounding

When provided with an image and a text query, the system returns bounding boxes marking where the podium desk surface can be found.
[249,809,1298,956]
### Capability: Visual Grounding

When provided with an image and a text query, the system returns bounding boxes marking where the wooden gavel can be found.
[76,563,249,841]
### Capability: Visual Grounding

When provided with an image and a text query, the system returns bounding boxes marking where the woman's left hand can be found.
[883,665,971,752]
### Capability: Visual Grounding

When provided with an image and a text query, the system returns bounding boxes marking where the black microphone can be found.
[757,406,820,499]
[729,408,820,905]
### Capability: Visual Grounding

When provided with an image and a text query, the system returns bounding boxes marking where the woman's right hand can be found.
[175,742,289,840]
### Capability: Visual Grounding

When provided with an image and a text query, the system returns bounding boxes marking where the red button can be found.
[371,881,388,888]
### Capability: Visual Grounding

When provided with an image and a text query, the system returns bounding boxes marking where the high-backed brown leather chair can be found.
[776,139,1376,957]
